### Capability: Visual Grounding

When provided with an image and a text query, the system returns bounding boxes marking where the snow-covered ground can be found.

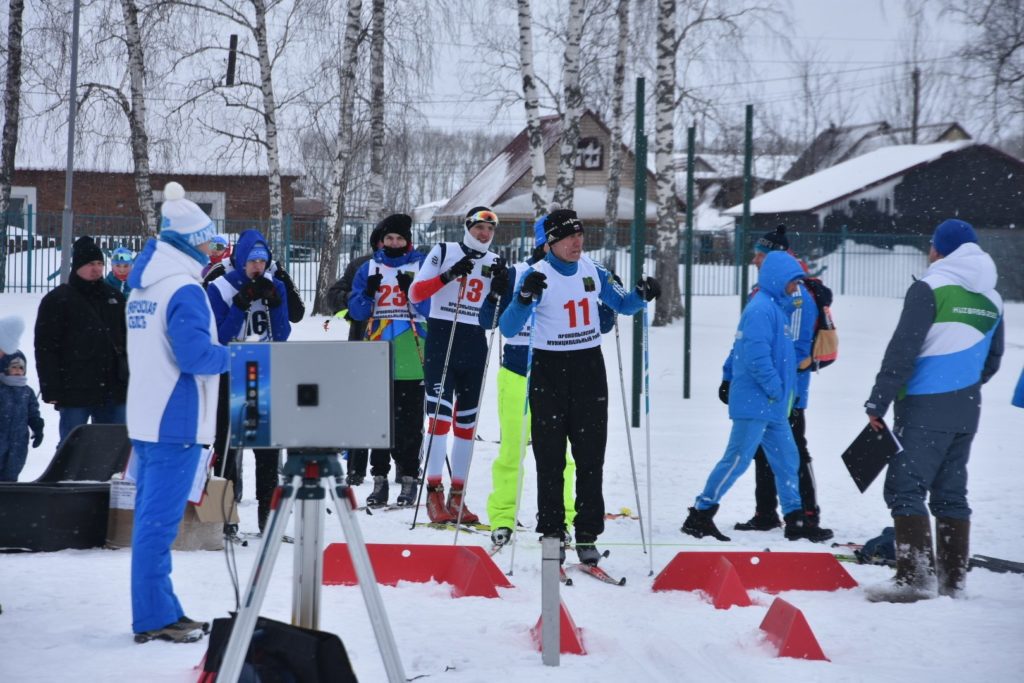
[1,287,1022,682]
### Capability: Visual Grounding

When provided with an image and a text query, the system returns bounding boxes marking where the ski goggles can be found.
[209,241,228,253]
[111,249,134,264]
[465,210,499,228]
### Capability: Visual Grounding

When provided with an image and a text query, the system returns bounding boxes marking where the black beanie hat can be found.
[72,236,104,271]
[755,224,789,253]
[376,213,413,245]
[544,209,583,245]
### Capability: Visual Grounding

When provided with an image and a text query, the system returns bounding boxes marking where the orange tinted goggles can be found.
[466,210,499,227]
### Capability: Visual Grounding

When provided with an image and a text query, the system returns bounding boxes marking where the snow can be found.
[723,142,972,215]
[1,285,1022,682]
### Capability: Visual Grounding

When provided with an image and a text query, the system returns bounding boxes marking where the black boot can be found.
[867,515,936,603]
[783,510,834,542]
[734,511,782,531]
[575,532,602,565]
[936,517,970,598]
[257,500,271,534]
[366,476,389,507]
[681,505,731,542]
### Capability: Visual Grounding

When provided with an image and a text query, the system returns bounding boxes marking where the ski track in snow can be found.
[0,292,1022,682]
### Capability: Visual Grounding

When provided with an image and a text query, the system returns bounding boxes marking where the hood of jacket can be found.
[757,251,806,302]
[128,238,203,289]
[230,229,273,270]
[924,242,998,293]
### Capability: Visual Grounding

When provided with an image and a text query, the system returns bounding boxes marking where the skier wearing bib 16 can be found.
[499,209,660,566]
[409,207,509,523]
[347,214,429,507]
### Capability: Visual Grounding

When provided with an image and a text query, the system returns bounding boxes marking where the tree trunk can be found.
[0,0,25,292]
[366,0,385,221]
[516,0,547,217]
[551,0,585,210]
[119,0,156,233]
[251,0,284,247]
[313,0,362,314]
[653,0,682,325]
[602,0,629,270]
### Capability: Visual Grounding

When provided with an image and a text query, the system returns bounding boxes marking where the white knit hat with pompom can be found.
[159,182,216,246]
[0,315,25,354]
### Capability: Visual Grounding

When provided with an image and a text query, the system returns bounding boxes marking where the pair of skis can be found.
[489,543,626,586]
[831,542,1024,575]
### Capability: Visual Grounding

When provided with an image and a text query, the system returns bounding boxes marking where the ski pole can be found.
[507,304,537,577]
[613,316,648,556]
[452,292,503,545]
[643,295,654,576]
[410,276,467,529]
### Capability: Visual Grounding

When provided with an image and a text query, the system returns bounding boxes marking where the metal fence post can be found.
[27,206,34,293]
[840,224,847,296]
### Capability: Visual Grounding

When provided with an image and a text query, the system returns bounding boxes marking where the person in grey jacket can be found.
[864,219,1003,603]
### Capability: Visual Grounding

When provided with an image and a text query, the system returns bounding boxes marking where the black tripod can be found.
[217,450,405,682]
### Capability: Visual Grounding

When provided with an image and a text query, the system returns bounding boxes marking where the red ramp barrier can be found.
[652,551,857,594]
[530,600,587,655]
[651,553,751,609]
[759,597,829,661]
[323,543,513,598]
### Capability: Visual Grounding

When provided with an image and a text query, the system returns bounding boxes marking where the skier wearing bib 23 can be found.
[499,209,659,565]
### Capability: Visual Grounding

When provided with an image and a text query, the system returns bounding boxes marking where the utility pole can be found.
[911,67,921,144]
[59,0,82,283]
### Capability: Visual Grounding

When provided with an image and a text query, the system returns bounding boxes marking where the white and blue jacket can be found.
[125,238,229,444]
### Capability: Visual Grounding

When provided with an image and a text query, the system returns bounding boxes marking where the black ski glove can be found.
[233,280,260,310]
[396,271,414,294]
[440,255,475,284]
[29,416,44,449]
[364,271,384,298]
[518,270,547,304]
[488,258,509,298]
[636,276,661,302]
[254,277,282,308]
[718,380,730,405]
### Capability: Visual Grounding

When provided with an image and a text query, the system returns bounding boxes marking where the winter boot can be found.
[223,523,241,544]
[936,517,970,598]
[681,505,731,542]
[396,476,418,506]
[575,533,602,566]
[426,484,455,523]
[784,510,834,542]
[447,488,480,524]
[134,621,205,644]
[178,615,210,634]
[491,527,513,548]
[734,511,782,531]
[345,472,365,487]
[866,515,936,603]
[366,476,389,507]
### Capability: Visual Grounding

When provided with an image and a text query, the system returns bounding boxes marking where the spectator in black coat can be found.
[34,236,128,445]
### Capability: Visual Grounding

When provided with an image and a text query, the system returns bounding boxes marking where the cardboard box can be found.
[106,476,239,551]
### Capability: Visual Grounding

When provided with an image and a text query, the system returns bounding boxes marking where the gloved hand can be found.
[29,416,44,449]
[718,380,730,405]
[636,276,661,302]
[254,277,282,308]
[396,271,414,294]
[233,280,261,310]
[273,263,296,290]
[440,255,475,284]
[518,270,547,303]
[488,258,509,298]
[364,271,384,297]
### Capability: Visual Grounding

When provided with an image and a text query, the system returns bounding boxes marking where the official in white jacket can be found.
[125,182,229,643]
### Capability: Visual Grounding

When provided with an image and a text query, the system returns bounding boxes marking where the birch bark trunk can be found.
[251,0,284,246]
[119,0,156,233]
[366,0,385,221]
[602,0,630,267]
[516,0,547,217]
[0,0,24,291]
[551,0,585,209]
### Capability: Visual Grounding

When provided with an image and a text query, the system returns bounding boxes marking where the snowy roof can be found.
[723,141,973,215]
[411,198,449,224]
[674,152,796,182]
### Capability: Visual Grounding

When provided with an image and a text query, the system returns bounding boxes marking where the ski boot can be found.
[396,476,418,506]
[178,615,210,634]
[681,505,731,541]
[491,527,512,548]
[447,487,480,524]
[575,533,602,566]
[734,511,782,531]
[783,510,834,543]
[345,472,365,487]
[426,484,455,523]
[134,621,204,644]
[366,476,389,507]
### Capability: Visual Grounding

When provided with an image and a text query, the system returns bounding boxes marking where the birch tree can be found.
[0,0,25,291]
[601,0,629,263]
[517,0,548,218]
[365,0,385,220]
[551,0,586,209]
[652,0,680,325]
[313,0,363,314]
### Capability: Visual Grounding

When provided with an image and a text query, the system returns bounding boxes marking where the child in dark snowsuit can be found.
[0,351,44,481]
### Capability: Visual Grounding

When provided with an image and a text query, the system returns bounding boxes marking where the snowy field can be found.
[1,287,1022,682]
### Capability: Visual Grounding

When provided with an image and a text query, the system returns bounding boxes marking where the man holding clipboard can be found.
[864,219,1004,602]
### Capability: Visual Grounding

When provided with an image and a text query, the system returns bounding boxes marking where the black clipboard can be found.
[841,421,903,493]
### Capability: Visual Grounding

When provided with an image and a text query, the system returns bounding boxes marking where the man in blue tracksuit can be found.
[682,250,832,543]
[125,182,229,643]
